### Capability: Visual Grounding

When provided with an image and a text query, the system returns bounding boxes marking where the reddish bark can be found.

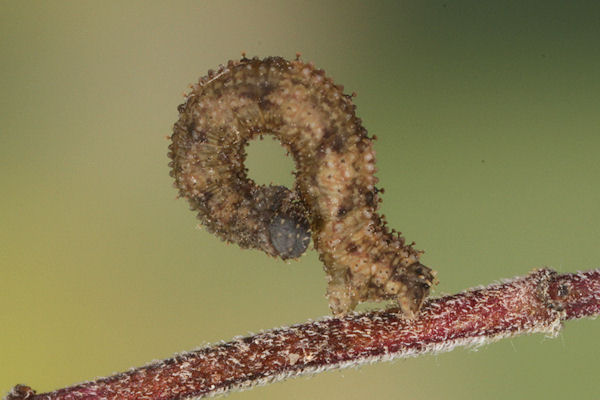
[7,268,600,400]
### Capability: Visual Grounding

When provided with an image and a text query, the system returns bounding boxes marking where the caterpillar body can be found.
[168,56,435,316]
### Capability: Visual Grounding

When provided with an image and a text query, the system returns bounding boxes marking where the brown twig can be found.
[7,268,600,400]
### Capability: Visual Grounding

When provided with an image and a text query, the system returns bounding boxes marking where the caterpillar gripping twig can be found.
[168,56,436,316]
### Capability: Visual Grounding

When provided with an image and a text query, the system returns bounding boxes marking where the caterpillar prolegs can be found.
[168,56,436,316]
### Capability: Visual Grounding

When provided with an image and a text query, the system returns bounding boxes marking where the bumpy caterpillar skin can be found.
[168,56,436,316]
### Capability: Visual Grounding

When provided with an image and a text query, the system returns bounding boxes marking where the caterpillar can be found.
[168,56,436,316]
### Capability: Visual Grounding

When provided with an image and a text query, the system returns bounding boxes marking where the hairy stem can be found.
[7,268,600,400]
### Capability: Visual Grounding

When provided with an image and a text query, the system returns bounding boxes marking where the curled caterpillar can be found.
[168,56,436,316]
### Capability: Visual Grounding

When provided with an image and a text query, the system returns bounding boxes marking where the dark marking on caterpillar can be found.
[168,56,436,316]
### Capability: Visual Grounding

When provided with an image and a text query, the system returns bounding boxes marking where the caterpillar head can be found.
[268,214,311,259]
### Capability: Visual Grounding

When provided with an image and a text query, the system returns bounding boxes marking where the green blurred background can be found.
[2,1,599,398]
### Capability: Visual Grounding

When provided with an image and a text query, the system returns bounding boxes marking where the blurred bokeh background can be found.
[2,1,599,398]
